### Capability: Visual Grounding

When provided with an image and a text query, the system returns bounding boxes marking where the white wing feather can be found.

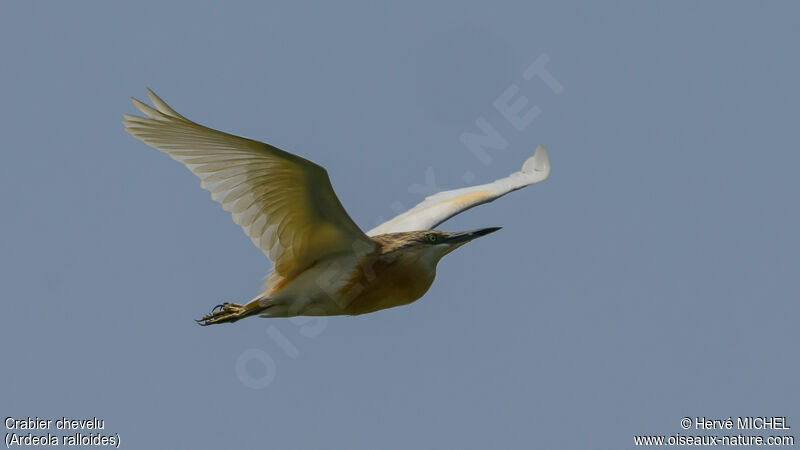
[124,89,374,281]
[367,146,551,235]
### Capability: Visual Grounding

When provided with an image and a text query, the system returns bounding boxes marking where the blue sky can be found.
[1,1,798,448]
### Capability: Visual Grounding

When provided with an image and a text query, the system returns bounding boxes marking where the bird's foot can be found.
[196,302,246,326]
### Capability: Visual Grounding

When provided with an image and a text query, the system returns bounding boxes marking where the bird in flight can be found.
[123,89,551,325]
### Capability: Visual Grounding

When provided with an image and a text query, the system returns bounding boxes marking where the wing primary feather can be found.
[146,88,188,120]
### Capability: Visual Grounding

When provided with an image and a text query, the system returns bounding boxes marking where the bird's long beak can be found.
[444,227,502,245]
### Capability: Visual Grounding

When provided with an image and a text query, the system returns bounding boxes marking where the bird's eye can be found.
[427,234,438,243]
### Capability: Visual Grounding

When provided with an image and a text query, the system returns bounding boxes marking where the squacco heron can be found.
[123,90,551,325]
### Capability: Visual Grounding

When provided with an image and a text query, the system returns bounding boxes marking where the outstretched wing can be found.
[124,89,374,280]
[367,146,551,235]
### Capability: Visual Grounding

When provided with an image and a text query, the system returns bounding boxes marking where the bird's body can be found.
[258,232,440,317]
[123,90,550,325]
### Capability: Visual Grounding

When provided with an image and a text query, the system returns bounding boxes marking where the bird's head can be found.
[375,227,502,266]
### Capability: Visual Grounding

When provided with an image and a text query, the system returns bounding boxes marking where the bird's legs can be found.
[196,302,250,326]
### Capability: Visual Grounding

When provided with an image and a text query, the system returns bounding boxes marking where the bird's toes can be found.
[196,302,245,326]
